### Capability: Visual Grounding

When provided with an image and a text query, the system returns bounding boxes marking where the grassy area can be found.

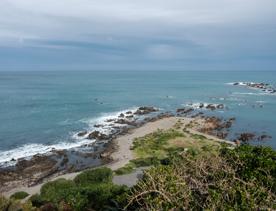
[115,128,222,175]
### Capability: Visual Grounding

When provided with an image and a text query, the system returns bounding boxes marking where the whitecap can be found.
[0,139,95,167]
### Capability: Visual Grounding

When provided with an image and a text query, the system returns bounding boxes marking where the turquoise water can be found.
[0,70,275,164]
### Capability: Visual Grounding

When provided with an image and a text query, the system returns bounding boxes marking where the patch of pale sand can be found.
[2,117,183,198]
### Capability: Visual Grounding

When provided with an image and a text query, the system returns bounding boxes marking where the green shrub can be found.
[126,145,276,210]
[29,194,45,208]
[10,191,29,200]
[81,183,128,210]
[74,167,112,186]
[40,178,76,205]
[221,144,276,192]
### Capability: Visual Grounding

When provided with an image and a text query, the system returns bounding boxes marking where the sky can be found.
[0,0,276,71]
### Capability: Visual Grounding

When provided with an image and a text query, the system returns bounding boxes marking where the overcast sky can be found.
[0,0,276,71]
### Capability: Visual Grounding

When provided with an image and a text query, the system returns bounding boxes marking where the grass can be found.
[132,129,185,159]
[116,128,221,175]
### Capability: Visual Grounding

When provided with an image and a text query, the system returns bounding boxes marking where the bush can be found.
[29,194,45,208]
[10,191,29,200]
[74,167,113,186]
[32,167,129,210]
[81,183,128,210]
[125,145,276,210]
[40,178,76,206]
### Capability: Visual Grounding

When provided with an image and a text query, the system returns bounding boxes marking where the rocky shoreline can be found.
[0,106,167,192]
[0,105,272,193]
[232,82,276,94]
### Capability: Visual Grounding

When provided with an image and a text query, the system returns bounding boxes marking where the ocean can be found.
[0,70,275,165]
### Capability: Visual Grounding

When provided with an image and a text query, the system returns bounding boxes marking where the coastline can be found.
[2,116,235,198]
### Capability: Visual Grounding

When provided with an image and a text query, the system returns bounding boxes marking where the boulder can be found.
[216,104,224,109]
[134,106,158,115]
[237,133,255,142]
[206,104,216,110]
[77,131,87,137]
[88,131,108,140]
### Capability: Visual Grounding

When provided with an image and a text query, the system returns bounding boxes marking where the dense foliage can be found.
[126,145,276,210]
[30,167,128,210]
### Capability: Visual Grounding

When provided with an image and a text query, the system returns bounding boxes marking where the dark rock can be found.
[134,106,158,115]
[199,103,204,108]
[115,119,138,126]
[88,131,108,140]
[94,124,103,128]
[126,111,132,114]
[237,133,255,142]
[119,113,125,118]
[216,104,224,109]
[176,108,194,114]
[257,134,272,141]
[106,119,115,122]
[206,104,216,110]
[233,82,239,85]
[77,131,87,137]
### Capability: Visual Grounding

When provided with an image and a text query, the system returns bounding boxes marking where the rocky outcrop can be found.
[77,131,88,137]
[88,131,109,140]
[233,82,276,94]
[237,133,255,142]
[134,106,158,115]
[257,134,272,141]
[176,108,194,114]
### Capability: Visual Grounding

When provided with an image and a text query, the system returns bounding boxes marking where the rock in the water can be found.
[176,108,194,114]
[77,131,88,137]
[257,134,272,141]
[237,133,255,142]
[88,131,108,140]
[134,106,158,115]
[206,104,216,110]
[216,104,224,109]
[199,103,204,108]
[119,113,125,118]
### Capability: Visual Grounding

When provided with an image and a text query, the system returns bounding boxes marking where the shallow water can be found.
[0,70,275,164]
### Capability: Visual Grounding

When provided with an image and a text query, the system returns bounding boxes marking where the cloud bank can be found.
[0,0,276,70]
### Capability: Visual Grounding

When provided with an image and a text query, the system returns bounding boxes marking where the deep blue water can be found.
[0,70,275,164]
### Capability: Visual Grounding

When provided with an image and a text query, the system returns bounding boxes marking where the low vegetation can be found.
[0,129,275,210]
[10,191,29,200]
[126,145,276,210]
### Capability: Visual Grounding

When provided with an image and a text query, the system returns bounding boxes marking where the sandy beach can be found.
[2,116,235,198]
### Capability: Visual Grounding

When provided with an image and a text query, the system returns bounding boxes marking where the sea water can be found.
[0,70,275,165]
